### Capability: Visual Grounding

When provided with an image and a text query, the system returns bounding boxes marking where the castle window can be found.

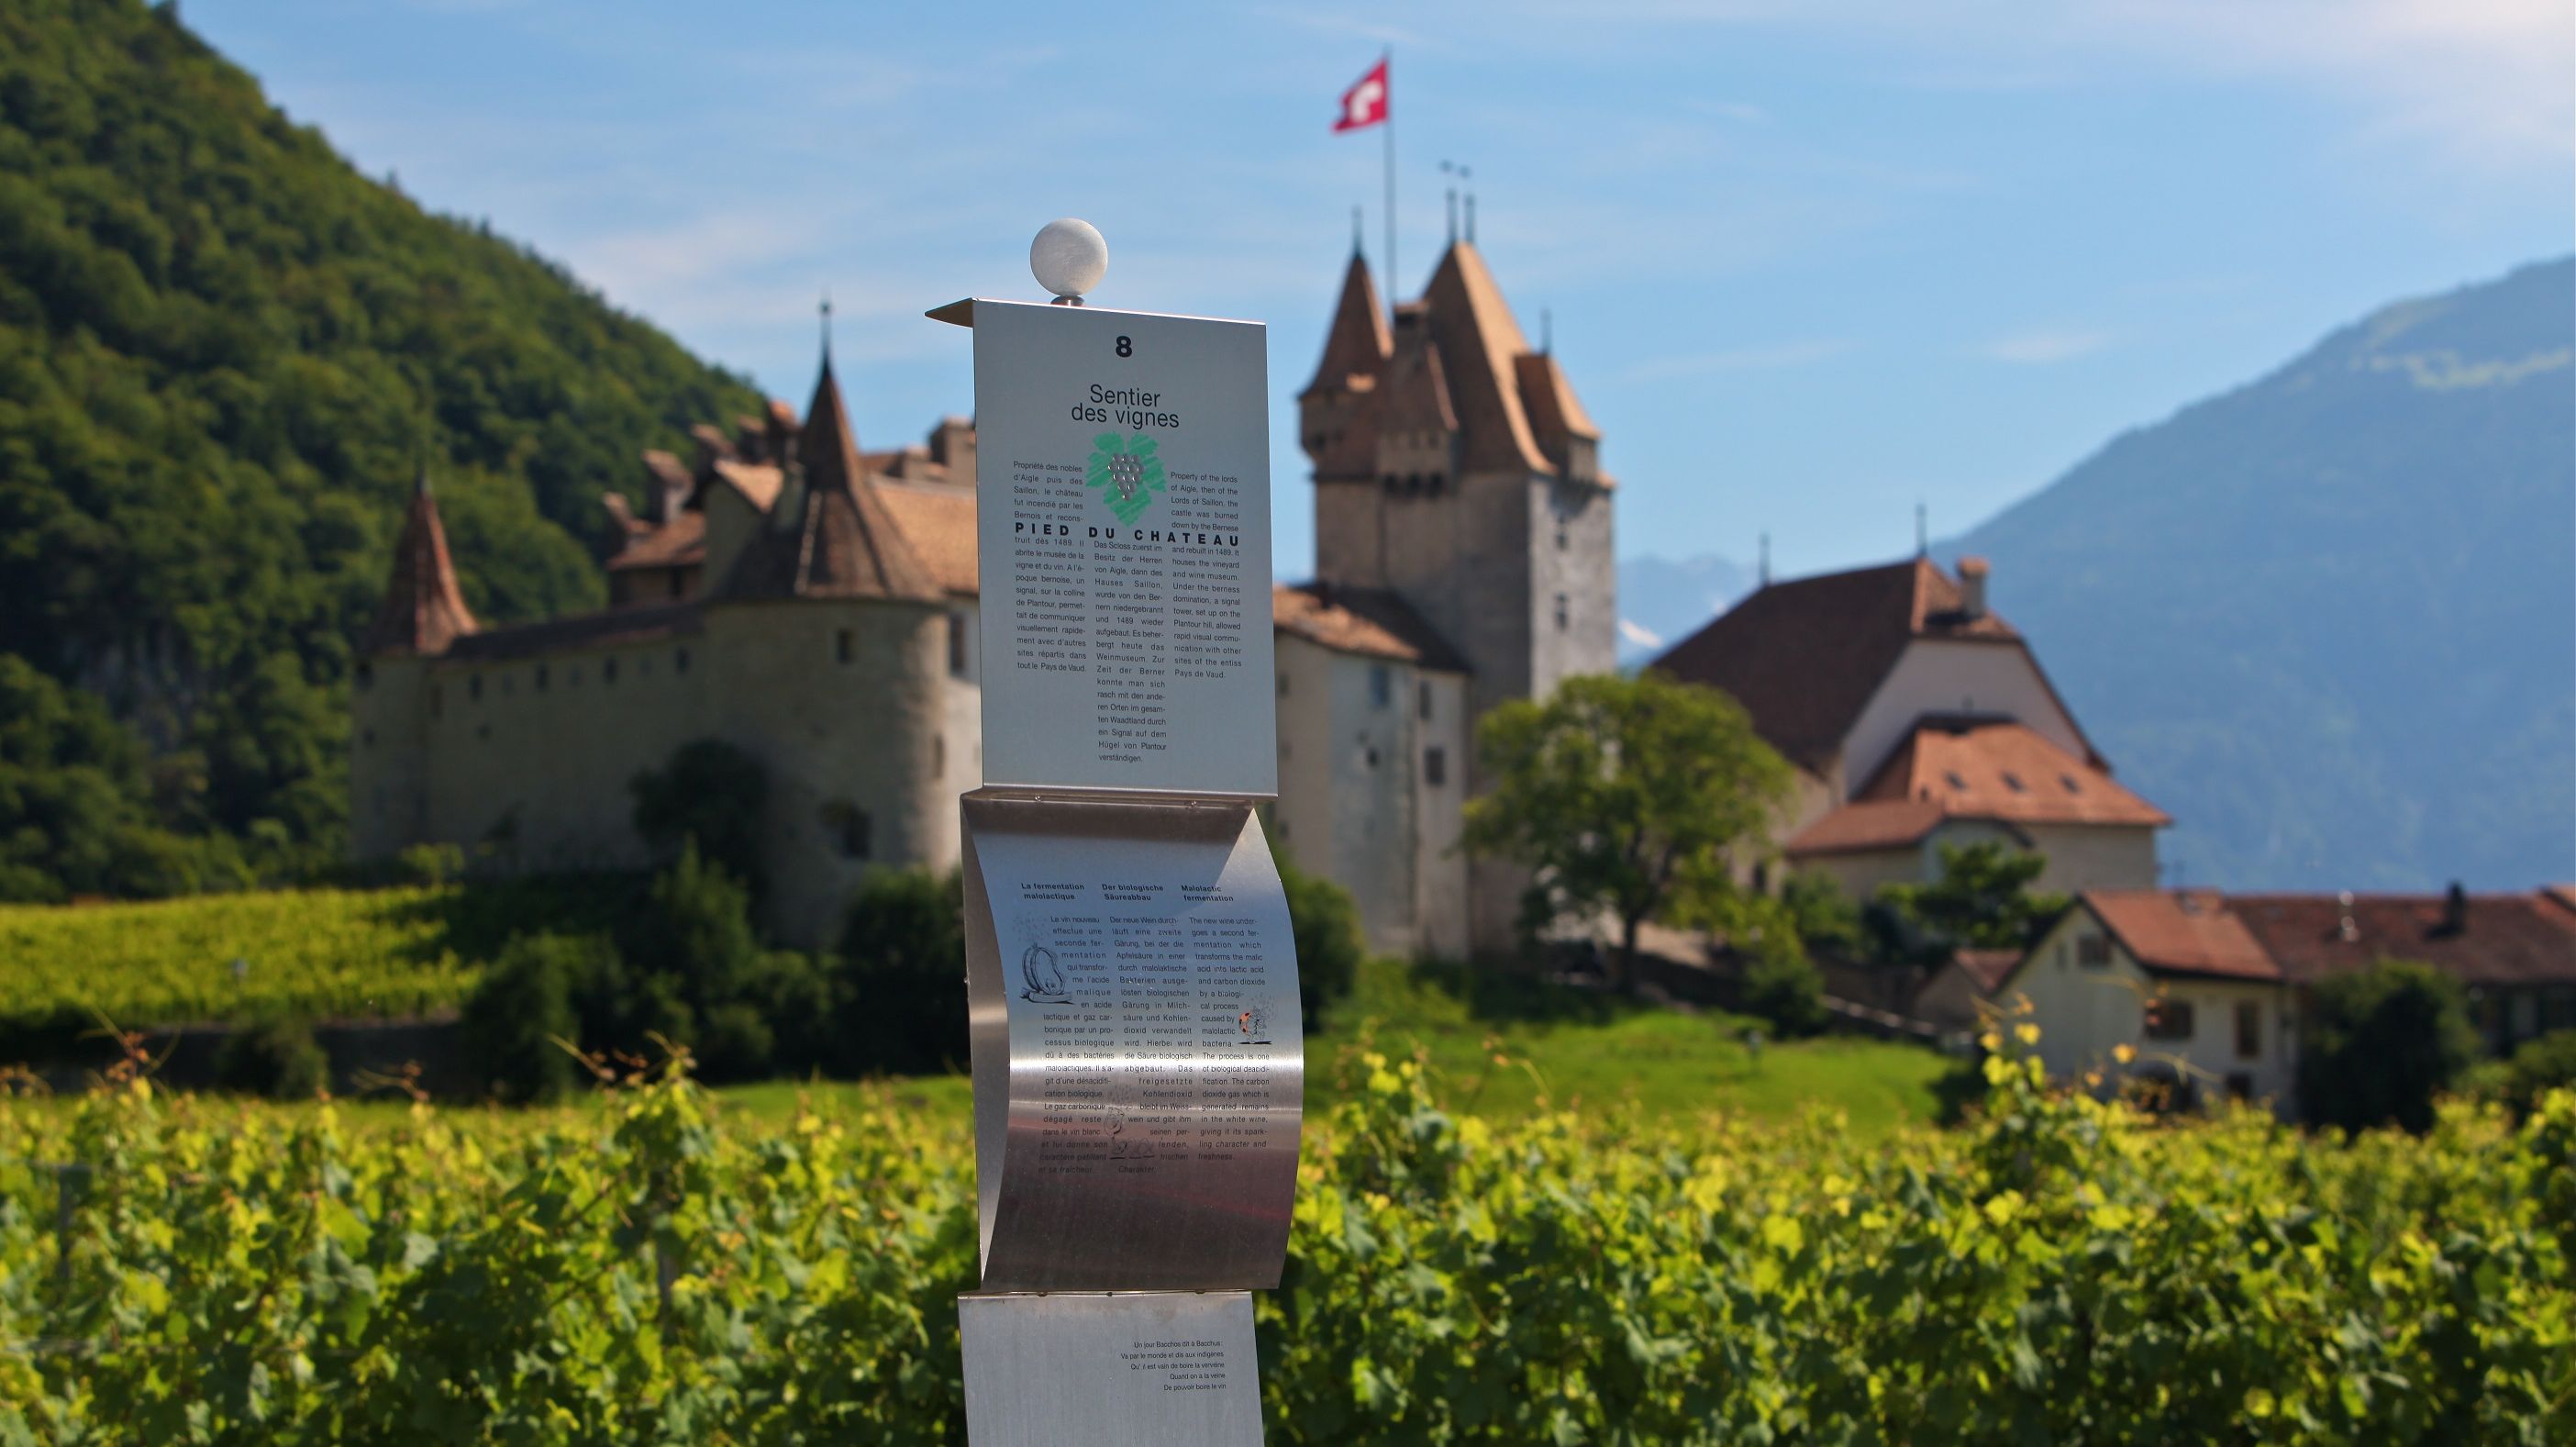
[947,612,969,677]
[603,657,619,685]
[1556,528,1568,551]
[354,662,372,689]
[1417,681,1432,720]
[1553,594,1569,631]
[836,629,854,663]
[1368,665,1391,708]
[1365,745,1381,769]
[1423,746,1446,787]
[535,663,549,692]
[469,674,483,703]
[821,801,872,860]
[674,647,690,674]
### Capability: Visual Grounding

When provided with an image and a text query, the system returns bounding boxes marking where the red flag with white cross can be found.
[1335,58,1388,131]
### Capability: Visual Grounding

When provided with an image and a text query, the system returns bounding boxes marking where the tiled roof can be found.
[1952,947,2024,994]
[1382,329,1459,438]
[1650,557,2028,773]
[1272,583,1469,672]
[363,479,478,657]
[445,599,702,662]
[2230,892,2576,987]
[718,359,941,605]
[705,460,783,514]
[1301,250,1390,401]
[1782,799,1956,854]
[1421,242,1553,476]
[1513,351,1600,443]
[1852,718,2168,828]
[2084,889,2282,982]
[875,481,978,595]
[606,510,705,572]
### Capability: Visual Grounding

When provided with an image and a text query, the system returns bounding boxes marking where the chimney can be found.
[1958,556,1991,619]
[2438,881,2468,937]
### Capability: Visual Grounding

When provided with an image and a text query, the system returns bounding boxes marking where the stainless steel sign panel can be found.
[959,1291,1262,1447]
[967,299,1277,799]
[962,791,1303,1294]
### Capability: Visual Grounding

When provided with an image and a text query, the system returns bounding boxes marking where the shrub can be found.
[2298,959,2479,1133]
[1281,859,1363,1029]
[835,867,966,1075]
[1743,944,1827,1037]
[460,933,595,1103]
[213,1014,328,1099]
[2498,1030,2576,1119]
[630,740,770,896]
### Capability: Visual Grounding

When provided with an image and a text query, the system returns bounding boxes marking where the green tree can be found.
[1279,857,1364,1029]
[630,740,770,896]
[834,865,967,1075]
[1875,841,2071,960]
[460,932,594,1103]
[1463,673,1792,990]
[1779,870,1864,960]
[2497,1030,2576,1121]
[2298,960,2479,1134]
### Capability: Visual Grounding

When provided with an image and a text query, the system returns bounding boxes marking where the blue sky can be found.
[193,0,2572,584]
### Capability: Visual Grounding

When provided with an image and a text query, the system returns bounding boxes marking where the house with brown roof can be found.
[1651,553,2166,900]
[353,239,1603,956]
[1934,885,2576,1116]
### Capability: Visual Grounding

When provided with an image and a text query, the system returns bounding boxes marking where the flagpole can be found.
[1382,47,1395,317]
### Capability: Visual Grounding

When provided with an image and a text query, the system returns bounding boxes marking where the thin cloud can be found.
[1977,328,2112,364]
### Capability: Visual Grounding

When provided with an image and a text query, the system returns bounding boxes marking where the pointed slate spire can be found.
[1301,249,1392,400]
[720,356,938,603]
[365,470,477,656]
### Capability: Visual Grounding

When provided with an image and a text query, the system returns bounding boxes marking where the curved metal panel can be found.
[962,792,1303,1294]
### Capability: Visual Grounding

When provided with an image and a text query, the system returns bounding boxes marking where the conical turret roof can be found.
[1301,249,1391,399]
[364,472,477,656]
[719,358,941,603]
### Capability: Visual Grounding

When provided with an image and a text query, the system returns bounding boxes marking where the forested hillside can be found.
[0,0,762,900]
[1950,259,2574,890]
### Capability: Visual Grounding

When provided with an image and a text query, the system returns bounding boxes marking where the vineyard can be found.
[0,1038,2568,1443]
[0,877,637,1050]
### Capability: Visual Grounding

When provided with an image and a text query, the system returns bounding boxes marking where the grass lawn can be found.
[716,956,1962,1138]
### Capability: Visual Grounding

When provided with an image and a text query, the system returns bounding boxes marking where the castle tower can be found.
[350,470,478,861]
[1298,241,1616,952]
[704,356,954,944]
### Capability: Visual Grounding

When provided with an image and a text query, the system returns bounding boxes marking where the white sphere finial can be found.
[1031,218,1108,302]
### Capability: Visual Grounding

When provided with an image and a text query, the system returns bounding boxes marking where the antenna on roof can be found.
[1540,307,1552,355]
[1915,501,1927,558]
[1351,205,1364,256]
[1759,532,1771,586]
[819,290,834,363]
[1464,165,1476,243]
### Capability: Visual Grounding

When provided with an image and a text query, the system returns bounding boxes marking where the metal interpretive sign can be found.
[966,299,1276,798]
[935,228,1296,1444]
[959,1291,1261,1447]
[960,794,1302,1294]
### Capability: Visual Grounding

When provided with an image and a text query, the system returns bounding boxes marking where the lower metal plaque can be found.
[961,792,1304,1294]
[959,1291,1262,1447]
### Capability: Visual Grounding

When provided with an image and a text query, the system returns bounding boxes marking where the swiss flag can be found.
[1334,59,1389,132]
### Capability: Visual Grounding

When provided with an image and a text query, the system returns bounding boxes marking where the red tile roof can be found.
[2230,892,2576,987]
[2084,889,2282,981]
[1651,557,2026,773]
[1301,249,1390,402]
[1422,242,1555,476]
[1782,798,1960,854]
[1273,584,1468,672]
[874,482,977,596]
[1852,718,2167,828]
[363,478,477,657]
[606,510,705,572]
[1952,947,2024,994]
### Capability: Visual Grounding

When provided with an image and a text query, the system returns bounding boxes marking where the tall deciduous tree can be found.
[1462,673,1792,990]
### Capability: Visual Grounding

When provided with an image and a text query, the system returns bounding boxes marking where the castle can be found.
[351,240,1616,954]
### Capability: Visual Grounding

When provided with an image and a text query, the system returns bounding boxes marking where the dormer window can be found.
[1942,770,1968,790]
[2060,774,2082,794]
[2001,772,2026,793]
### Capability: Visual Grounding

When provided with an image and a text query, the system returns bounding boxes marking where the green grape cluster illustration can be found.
[1088,431,1166,523]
